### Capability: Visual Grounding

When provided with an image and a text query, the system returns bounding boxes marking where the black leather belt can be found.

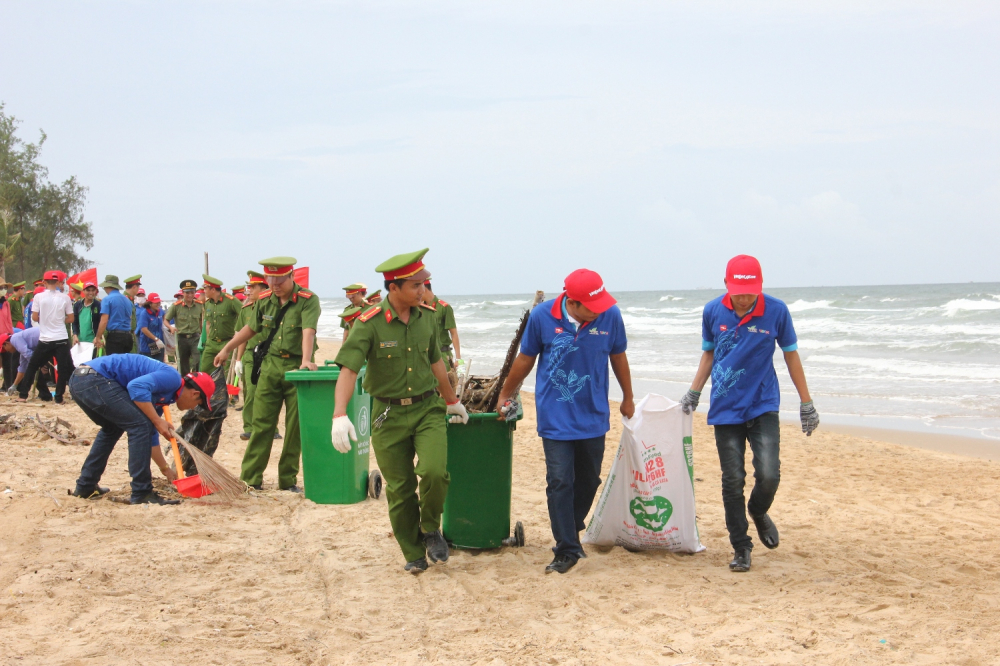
[374,389,436,406]
[178,333,198,338]
[74,366,97,376]
[277,352,301,360]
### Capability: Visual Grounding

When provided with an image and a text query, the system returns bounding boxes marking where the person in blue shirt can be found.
[680,255,819,573]
[94,275,134,355]
[69,354,216,505]
[0,328,47,398]
[496,269,633,575]
[135,293,166,361]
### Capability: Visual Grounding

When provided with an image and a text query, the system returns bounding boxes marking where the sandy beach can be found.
[0,338,998,665]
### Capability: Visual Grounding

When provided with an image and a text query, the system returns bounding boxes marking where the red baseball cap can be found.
[43,270,61,281]
[84,281,97,290]
[563,269,616,314]
[725,255,763,296]
[145,292,161,304]
[33,285,45,294]
[137,287,146,296]
[0,333,11,348]
[184,372,215,408]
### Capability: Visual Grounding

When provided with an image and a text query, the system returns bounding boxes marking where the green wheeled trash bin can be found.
[285,365,382,504]
[442,405,525,549]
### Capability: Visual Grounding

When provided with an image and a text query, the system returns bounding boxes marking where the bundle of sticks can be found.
[459,309,530,414]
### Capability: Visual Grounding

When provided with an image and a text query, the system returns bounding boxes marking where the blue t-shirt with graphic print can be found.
[521,296,628,440]
[701,293,798,426]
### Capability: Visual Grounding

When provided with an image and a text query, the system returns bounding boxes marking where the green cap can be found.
[366,289,382,300]
[376,248,430,281]
[124,274,142,286]
[202,274,223,288]
[343,283,367,293]
[259,257,296,276]
[338,305,363,320]
[246,270,267,286]
[179,279,198,290]
[231,283,245,292]
[100,275,123,290]
[12,281,25,289]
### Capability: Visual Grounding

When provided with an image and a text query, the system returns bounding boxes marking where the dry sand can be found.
[1,340,999,664]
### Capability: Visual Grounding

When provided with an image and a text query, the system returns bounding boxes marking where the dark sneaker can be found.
[273,432,282,440]
[751,513,779,549]
[545,554,578,574]
[54,395,65,405]
[423,530,450,563]
[130,491,181,506]
[38,394,53,402]
[69,485,110,500]
[404,557,428,574]
[240,432,251,441]
[729,549,752,572]
[281,485,302,494]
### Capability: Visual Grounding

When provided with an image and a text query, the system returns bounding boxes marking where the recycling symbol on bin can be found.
[629,496,673,532]
[357,406,369,437]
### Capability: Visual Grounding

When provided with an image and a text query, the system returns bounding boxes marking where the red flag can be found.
[67,267,97,290]
[293,267,309,289]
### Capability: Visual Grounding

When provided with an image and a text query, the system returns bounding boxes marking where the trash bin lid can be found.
[286,367,340,382]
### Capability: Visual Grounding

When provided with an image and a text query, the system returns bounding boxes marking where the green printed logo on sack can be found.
[629,496,673,532]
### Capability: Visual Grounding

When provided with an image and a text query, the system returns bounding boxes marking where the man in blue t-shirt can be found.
[680,255,819,573]
[69,354,215,505]
[497,269,633,575]
[94,275,134,355]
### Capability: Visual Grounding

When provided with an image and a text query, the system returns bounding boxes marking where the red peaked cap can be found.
[145,292,161,304]
[0,333,10,348]
[184,372,215,408]
[725,255,763,296]
[563,268,617,314]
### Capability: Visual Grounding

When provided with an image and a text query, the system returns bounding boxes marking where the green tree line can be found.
[0,102,94,283]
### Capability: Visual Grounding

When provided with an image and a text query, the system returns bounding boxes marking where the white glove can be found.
[153,339,165,351]
[447,400,469,424]
[234,360,243,377]
[331,415,356,453]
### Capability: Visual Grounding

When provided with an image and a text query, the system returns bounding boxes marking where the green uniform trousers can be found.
[200,339,231,375]
[370,396,449,562]
[240,354,300,488]
[241,350,255,433]
[176,334,201,376]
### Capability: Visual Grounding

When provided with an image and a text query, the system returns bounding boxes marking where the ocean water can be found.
[318,283,1000,440]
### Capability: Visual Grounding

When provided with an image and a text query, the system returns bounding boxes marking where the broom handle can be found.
[226,348,238,385]
[162,405,185,479]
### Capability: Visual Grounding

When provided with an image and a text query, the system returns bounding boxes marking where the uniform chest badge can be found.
[380,341,398,348]
[263,315,274,321]
[719,324,727,332]
[554,327,563,334]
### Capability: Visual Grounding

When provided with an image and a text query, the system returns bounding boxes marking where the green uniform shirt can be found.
[248,284,321,359]
[340,304,352,330]
[431,297,457,350]
[235,300,267,358]
[165,301,204,335]
[335,299,441,399]
[204,294,242,342]
[9,298,23,327]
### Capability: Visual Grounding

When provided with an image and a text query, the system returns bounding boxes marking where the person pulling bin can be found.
[331,248,469,574]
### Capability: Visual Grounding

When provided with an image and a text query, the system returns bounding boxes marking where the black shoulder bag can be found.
[251,301,292,385]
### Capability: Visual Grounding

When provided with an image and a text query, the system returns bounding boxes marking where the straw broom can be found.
[172,431,248,500]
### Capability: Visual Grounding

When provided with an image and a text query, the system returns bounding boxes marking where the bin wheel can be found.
[368,471,383,499]
[502,521,526,548]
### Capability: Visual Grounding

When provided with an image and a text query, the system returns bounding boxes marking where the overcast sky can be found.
[2,1,998,296]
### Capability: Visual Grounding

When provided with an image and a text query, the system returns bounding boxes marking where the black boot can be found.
[729,549,752,572]
[404,557,428,574]
[423,530,449,563]
[751,513,779,549]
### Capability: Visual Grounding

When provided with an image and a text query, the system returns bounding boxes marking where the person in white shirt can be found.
[17,270,75,404]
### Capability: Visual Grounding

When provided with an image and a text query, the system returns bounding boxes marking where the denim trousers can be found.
[714,411,781,551]
[71,370,157,501]
[542,435,606,559]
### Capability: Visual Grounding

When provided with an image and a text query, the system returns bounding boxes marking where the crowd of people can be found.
[4,250,819,575]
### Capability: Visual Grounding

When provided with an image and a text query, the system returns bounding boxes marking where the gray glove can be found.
[679,389,701,414]
[800,402,820,436]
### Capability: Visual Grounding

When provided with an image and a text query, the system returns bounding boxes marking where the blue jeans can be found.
[542,435,606,559]
[71,370,157,501]
[714,411,781,552]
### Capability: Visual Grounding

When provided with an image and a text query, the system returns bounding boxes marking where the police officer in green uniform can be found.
[199,275,241,374]
[214,257,320,492]
[123,275,142,352]
[332,249,469,574]
[365,289,382,305]
[9,282,25,328]
[165,280,205,375]
[23,279,42,309]
[338,305,363,331]
[233,271,270,441]
[421,280,461,370]
[341,283,368,341]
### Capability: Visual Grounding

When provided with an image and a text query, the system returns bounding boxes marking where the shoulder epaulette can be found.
[420,302,436,311]
[358,306,382,323]
[297,290,313,299]
[223,293,233,300]
[259,289,272,298]
[242,300,255,308]
[438,299,449,307]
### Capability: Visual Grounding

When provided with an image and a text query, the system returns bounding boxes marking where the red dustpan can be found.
[164,405,213,498]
